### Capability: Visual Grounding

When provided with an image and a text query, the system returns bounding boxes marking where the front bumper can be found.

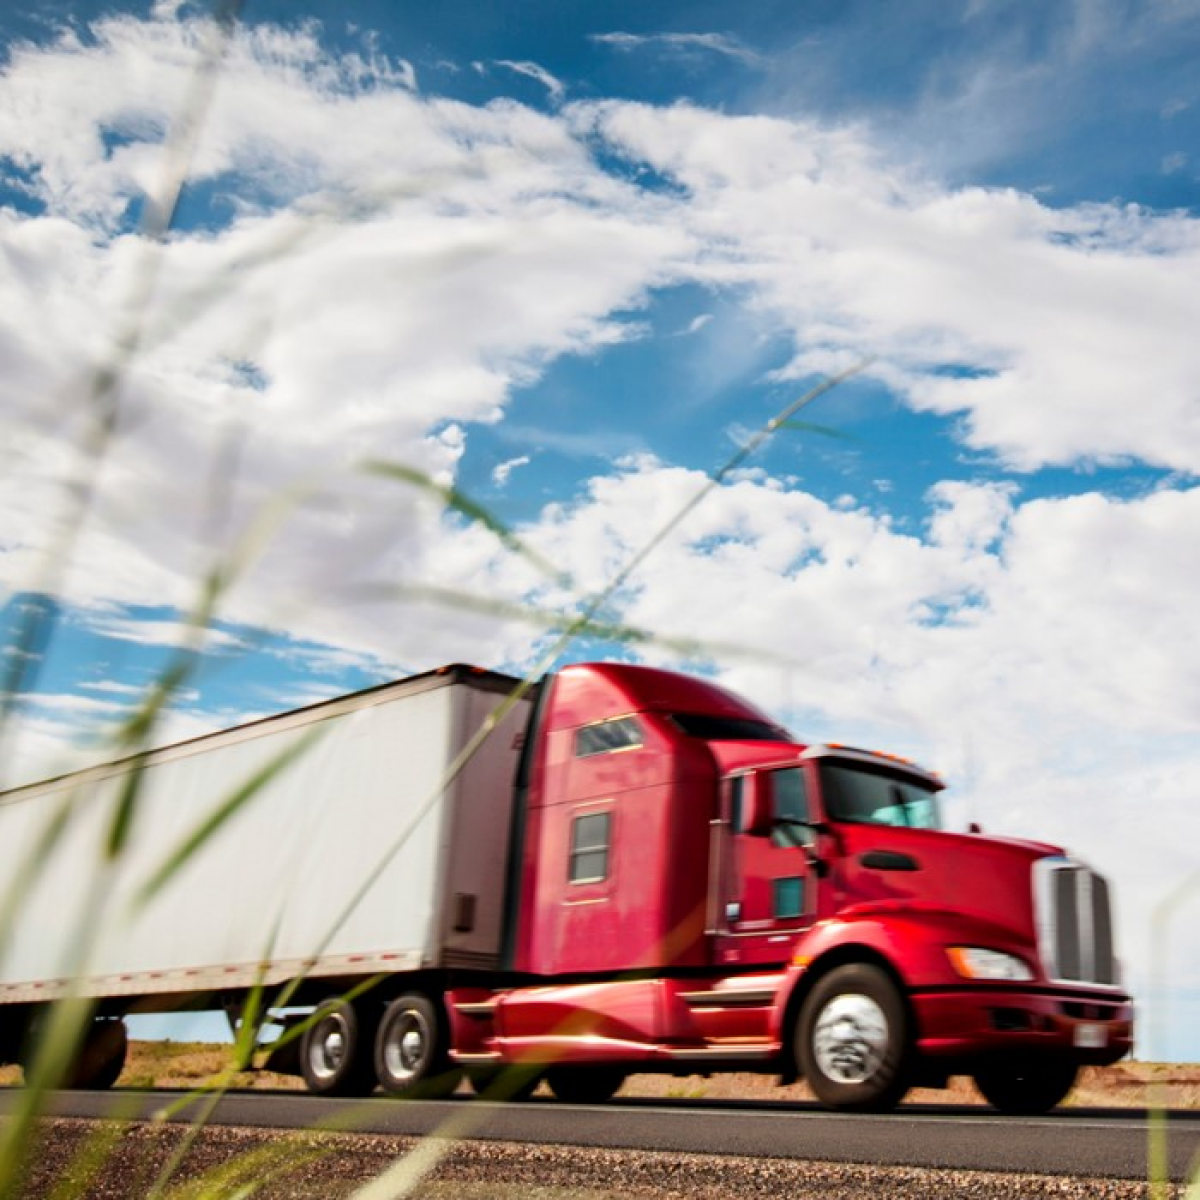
[911,986,1133,1065]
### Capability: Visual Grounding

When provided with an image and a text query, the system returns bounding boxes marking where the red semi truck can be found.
[0,662,1132,1112]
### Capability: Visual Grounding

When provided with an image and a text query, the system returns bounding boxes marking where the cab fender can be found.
[771,908,1030,1066]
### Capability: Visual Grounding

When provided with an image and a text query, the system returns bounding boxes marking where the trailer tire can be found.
[973,1058,1078,1114]
[545,1066,626,1104]
[374,994,461,1098]
[66,1019,128,1090]
[300,999,378,1097]
[796,963,910,1113]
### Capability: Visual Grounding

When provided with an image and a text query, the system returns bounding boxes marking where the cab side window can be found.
[568,811,611,884]
[575,717,643,758]
[771,768,809,822]
[769,768,812,848]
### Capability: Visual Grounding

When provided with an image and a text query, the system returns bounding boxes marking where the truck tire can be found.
[300,998,378,1097]
[796,963,910,1113]
[545,1065,626,1104]
[973,1058,1078,1114]
[66,1019,128,1090]
[374,993,461,1098]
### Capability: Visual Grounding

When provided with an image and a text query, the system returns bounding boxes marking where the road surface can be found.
[4,1089,1197,1183]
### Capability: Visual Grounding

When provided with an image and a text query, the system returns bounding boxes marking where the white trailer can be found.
[0,665,530,1091]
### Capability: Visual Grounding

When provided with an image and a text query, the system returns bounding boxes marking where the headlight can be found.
[946,946,1033,981]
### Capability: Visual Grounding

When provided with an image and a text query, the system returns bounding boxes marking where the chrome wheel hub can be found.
[311,1017,348,1081]
[812,993,888,1085]
[385,1012,428,1082]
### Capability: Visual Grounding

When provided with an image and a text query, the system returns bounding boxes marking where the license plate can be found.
[1074,1023,1107,1049]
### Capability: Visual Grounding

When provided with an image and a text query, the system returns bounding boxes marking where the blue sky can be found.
[1,1,1198,1058]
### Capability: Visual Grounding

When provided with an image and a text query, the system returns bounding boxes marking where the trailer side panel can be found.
[0,668,528,1004]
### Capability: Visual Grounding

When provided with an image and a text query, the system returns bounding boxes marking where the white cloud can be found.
[749,2,1200,199]
[77,679,202,703]
[265,639,390,679]
[521,460,1200,781]
[0,689,272,788]
[582,100,1200,472]
[2,14,1196,683]
[79,615,248,653]
[592,31,764,69]
[5,691,130,719]
[492,455,531,487]
[0,691,135,786]
[493,60,565,103]
[0,14,692,667]
[77,680,144,696]
[925,479,1015,554]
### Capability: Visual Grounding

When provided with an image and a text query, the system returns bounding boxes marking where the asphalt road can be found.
[6,1090,1199,1184]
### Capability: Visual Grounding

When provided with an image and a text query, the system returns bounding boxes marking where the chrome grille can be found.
[1033,858,1117,987]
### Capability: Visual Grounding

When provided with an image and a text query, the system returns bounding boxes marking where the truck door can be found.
[715,766,816,968]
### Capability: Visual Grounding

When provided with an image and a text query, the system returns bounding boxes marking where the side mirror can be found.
[734,772,775,837]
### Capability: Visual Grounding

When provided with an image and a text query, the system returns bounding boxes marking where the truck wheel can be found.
[374,994,461,1098]
[973,1058,1078,1114]
[545,1066,626,1104]
[300,998,378,1097]
[796,963,910,1113]
[66,1019,128,1090]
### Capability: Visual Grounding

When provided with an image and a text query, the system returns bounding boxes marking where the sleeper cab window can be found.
[574,716,643,758]
[568,811,611,884]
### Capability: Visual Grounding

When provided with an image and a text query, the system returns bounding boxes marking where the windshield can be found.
[819,762,942,830]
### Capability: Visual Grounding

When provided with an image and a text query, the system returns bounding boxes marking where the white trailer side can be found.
[0,666,529,1007]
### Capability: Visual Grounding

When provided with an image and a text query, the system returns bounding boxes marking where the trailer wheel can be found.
[545,1066,626,1104]
[374,994,461,1098]
[796,963,910,1113]
[66,1019,128,1090]
[300,999,378,1097]
[973,1058,1078,1114]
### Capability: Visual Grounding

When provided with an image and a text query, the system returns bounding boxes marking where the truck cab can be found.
[459,661,1133,1113]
